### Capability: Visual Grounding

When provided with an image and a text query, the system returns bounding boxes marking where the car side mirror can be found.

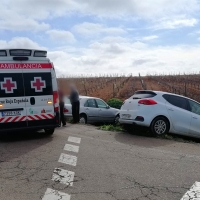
[107,105,110,109]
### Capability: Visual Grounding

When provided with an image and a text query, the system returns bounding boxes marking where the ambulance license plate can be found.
[2,111,21,117]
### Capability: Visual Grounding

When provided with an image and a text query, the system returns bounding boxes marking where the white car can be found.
[64,96,119,124]
[119,90,200,138]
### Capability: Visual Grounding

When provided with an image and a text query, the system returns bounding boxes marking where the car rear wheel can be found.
[150,117,169,136]
[44,128,55,135]
[79,114,87,124]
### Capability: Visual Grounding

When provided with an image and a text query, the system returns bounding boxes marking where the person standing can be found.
[69,84,80,123]
[59,89,66,127]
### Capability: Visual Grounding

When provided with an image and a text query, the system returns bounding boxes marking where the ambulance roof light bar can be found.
[10,49,31,56]
[34,51,47,57]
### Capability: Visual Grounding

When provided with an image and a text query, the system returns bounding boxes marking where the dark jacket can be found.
[59,90,64,103]
[70,89,79,103]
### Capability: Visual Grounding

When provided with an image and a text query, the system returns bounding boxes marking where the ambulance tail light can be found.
[53,91,59,112]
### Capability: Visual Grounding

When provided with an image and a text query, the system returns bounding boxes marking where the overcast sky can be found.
[1,0,200,76]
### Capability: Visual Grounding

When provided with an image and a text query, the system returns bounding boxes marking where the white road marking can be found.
[58,153,77,166]
[64,144,79,153]
[181,182,200,200]
[52,168,75,186]
[42,188,71,200]
[68,136,81,144]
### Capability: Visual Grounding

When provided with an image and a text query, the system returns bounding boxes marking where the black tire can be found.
[114,115,120,125]
[44,128,55,135]
[150,117,169,136]
[79,114,87,124]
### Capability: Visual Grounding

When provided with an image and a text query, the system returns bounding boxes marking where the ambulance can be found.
[0,49,60,135]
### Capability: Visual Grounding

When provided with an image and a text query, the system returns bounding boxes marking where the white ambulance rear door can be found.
[0,50,27,130]
[21,50,55,128]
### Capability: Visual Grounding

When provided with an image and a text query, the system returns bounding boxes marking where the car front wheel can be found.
[150,117,169,136]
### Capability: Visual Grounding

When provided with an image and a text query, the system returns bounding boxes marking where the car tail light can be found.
[138,99,157,105]
[53,91,59,112]
[135,116,144,122]
[64,108,68,113]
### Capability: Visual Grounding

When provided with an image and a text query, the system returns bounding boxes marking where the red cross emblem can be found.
[1,78,17,93]
[31,77,46,92]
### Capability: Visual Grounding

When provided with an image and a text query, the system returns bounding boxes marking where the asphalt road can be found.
[0,124,200,200]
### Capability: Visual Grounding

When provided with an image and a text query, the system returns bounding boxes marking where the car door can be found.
[163,94,191,134]
[83,99,99,122]
[188,100,200,136]
[95,99,114,122]
[23,71,54,127]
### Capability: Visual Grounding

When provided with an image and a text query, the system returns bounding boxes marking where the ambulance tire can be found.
[44,128,55,135]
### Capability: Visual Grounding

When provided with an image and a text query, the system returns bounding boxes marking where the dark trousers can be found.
[72,101,80,123]
[59,102,66,126]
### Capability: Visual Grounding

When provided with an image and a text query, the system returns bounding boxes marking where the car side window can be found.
[163,94,188,110]
[84,99,97,108]
[188,100,200,115]
[96,99,107,109]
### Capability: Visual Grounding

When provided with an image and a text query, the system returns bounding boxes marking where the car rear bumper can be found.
[0,113,60,133]
[0,124,58,133]
[119,118,149,127]
[119,118,137,125]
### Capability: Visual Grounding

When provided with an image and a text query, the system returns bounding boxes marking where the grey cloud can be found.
[133,59,153,65]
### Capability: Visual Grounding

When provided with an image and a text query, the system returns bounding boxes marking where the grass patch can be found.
[99,124,124,132]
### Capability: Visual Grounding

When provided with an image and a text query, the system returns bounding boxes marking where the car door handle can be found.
[85,108,89,110]
[193,116,198,119]
[168,108,174,111]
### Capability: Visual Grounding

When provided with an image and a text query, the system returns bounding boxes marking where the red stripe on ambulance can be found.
[0,63,52,69]
[5,117,12,123]
[41,114,48,119]
[27,114,54,121]
[0,114,54,123]
[11,116,19,122]
[47,114,54,118]
[19,116,26,122]
[35,115,42,120]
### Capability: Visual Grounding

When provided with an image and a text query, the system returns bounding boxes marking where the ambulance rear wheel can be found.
[44,128,55,135]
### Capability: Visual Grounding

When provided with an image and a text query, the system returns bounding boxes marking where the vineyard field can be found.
[57,74,200,102]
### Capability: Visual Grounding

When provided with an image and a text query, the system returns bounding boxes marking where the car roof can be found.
[135,90,199,103]
[65,95,99,99]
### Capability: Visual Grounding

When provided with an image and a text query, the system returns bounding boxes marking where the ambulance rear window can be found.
[23,72,53,96]
[0,73,24,98]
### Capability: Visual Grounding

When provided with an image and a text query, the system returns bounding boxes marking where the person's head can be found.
[69,83,76,91]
